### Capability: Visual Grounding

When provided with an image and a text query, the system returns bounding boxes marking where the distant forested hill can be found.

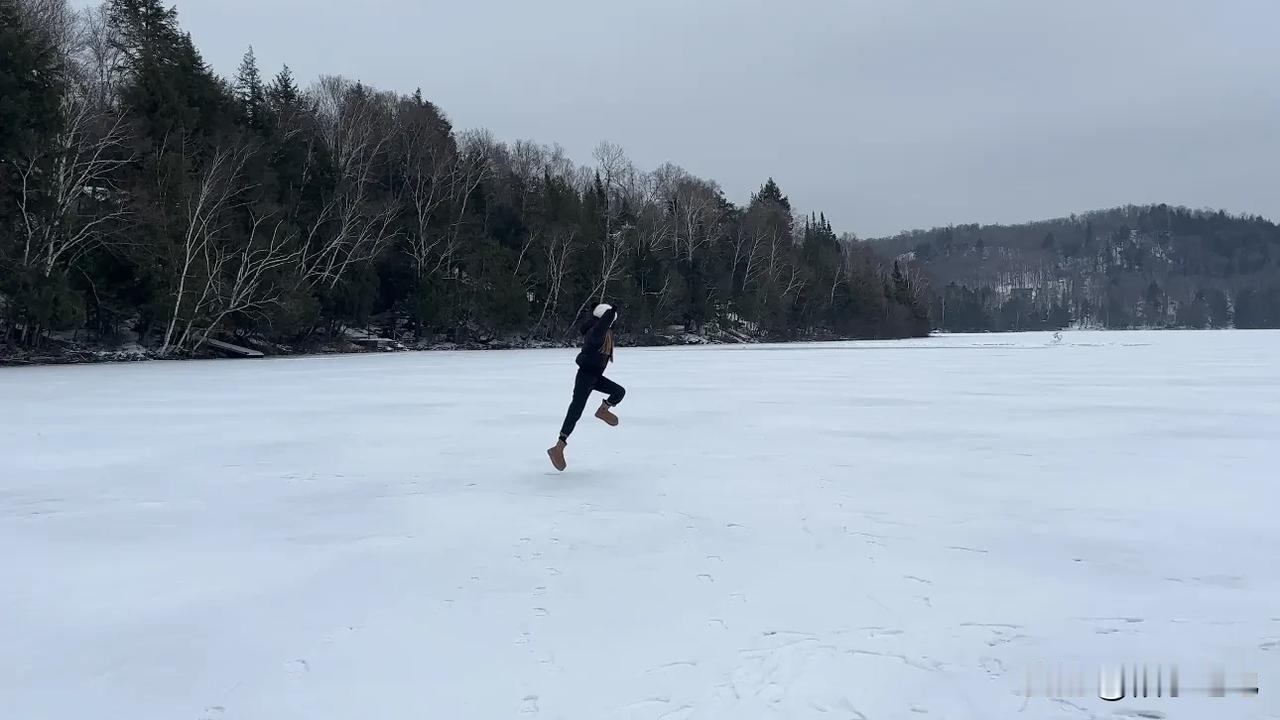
[872,205,1280,331]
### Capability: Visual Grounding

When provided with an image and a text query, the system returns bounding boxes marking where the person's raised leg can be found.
[593,375,625,427]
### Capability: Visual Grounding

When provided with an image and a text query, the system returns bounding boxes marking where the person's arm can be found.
[584,306,617,345]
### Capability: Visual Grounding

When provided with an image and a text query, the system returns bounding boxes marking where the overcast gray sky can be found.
[154,0,1279,237]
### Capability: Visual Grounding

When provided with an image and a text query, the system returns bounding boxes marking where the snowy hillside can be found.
[3,331,1278,719]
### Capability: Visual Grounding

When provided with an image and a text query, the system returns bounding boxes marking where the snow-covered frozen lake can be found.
[4,330,1279,720]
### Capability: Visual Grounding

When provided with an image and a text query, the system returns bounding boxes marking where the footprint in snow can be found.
[646,660,698,674]
[618,697,671,712]
[979,656,1006,678]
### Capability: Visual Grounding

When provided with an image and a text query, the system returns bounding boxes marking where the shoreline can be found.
[5,326,1266,368]
[1,328,937,367]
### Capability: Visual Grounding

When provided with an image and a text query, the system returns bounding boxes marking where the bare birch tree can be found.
[432,128,494,280]
[159,140,306,355]
[300,77,402,289]
[14,100,132,277]
[189,210,302,350]
[160,141,254,355]
[396,99,456,282]
[10,0,132,279]
[537,227,576,333]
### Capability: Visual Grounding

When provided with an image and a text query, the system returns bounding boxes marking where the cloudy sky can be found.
[134,0,1279,237]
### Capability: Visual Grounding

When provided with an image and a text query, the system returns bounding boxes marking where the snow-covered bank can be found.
[3,330,1278,719]
[0,329,729,366]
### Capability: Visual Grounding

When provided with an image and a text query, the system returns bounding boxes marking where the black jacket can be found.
[575,307,617,372]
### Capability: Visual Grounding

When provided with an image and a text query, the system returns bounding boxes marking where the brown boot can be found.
[547,439,567,471]
[595,401,619,427]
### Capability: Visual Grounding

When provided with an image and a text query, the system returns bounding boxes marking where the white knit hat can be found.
[592,303,613,318]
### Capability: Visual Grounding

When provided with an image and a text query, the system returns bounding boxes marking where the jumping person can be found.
[547,303,624,471]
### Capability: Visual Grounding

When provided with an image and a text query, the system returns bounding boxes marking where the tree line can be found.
[0,0,931,358]
[875,205,1280,331]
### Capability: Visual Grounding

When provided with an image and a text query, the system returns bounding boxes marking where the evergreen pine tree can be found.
[106,0,182,74]
[754,177,791,213]
[267,64,301,111]
[0,0,81,344]
[235,46,268,131]
[892,261,909,303]
[1,0,66,235]
[108,0,229,142]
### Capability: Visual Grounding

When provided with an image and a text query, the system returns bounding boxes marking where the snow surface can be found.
[3,330,1279,720]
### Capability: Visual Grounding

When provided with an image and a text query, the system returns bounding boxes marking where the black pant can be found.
[559,368,625,441]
